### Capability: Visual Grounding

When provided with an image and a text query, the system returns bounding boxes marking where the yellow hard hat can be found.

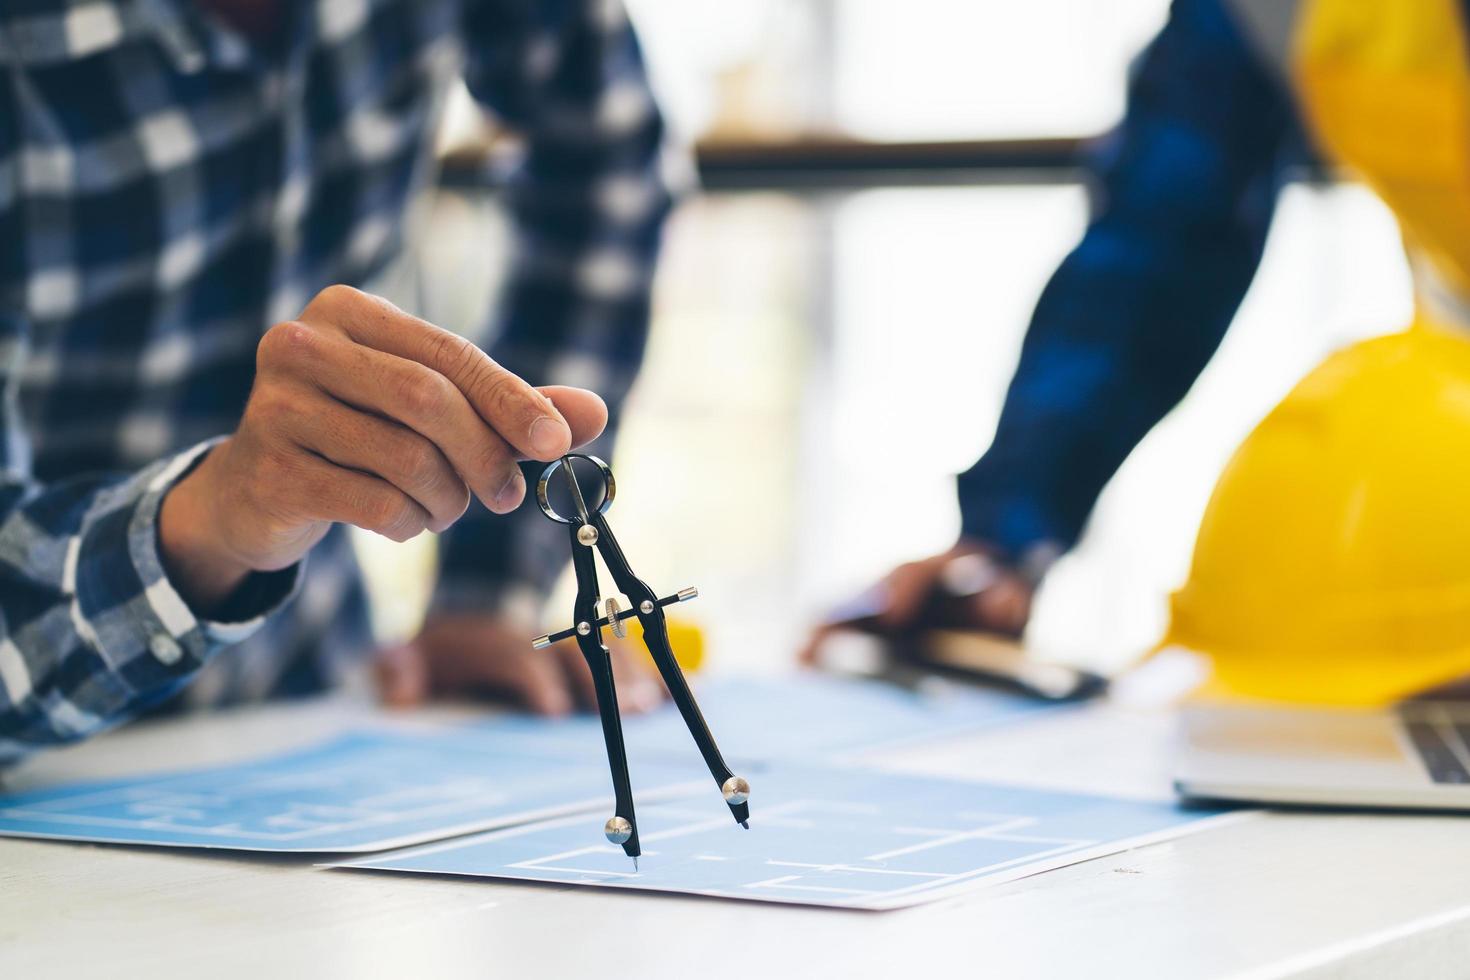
[621,617,705,672]
[1163,322,1470,706]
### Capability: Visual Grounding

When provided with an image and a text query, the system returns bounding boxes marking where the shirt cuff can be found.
[956,484,1068,585]
[70,439,303,692]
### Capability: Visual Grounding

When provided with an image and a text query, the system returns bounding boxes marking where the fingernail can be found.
[529,416,569,457]
[495,468,525,510]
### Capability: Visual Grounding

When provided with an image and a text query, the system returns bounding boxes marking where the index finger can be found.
[308,286,573,460]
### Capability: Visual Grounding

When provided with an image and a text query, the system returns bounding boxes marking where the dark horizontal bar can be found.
[439,135,1338,193]
[693,137,1087,189]
[439,136,1093,192]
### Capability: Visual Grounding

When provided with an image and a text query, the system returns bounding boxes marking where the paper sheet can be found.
[334,762,1232,910]
[0,730,695,852]
[0,675,1050,853]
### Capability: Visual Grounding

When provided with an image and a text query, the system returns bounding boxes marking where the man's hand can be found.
[376,614,666,716]
[159,285,608,614]
[798,540,1036,665]
[874,540,1034,635]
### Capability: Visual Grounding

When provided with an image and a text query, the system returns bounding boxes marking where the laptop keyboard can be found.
[1400,706,1470,784]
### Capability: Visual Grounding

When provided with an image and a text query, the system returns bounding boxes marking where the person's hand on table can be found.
[798,539,1036,665]
[159,284,608,615]
[375,614,667,716]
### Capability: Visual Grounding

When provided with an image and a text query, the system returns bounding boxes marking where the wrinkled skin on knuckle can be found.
[426,330,543,437]
[424,490,470,534]
[471,438,517,494]
[393,364,453,425]
[360,489,399,534]
[396,438,439,487]
[480,370,529,425]
[398,440,458,506]
[390,519,427,543]
[366,490,422,542]
[429,329,481,381]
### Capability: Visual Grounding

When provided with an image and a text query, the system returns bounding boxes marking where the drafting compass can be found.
[531,454,750,867]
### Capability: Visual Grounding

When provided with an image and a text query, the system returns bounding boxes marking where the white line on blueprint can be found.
[865,818,1039,861]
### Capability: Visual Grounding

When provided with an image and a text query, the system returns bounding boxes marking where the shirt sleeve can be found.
[436,0,676,621]
[957,0,1298,567]
[0,316,301,763]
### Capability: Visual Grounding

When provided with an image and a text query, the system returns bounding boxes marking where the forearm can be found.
[958,0,1296,559]
[959,202,1276,555]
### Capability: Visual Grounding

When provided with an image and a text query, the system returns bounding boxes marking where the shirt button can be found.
[149,633,183,665]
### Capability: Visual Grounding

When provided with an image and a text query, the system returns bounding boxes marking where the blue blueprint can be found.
[479,673,1057,764]
[0,675,1061,855]
[336,762,1230,909]
[0,730,696,852]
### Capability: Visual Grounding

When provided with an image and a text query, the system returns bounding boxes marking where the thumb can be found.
[880,559,943,629]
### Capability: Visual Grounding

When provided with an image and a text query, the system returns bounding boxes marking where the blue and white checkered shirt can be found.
[0,0,672,762]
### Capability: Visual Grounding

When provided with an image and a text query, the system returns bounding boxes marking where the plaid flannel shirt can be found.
[0,0,671,762]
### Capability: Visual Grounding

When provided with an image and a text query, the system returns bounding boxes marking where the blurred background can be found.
[358,0,1415,678]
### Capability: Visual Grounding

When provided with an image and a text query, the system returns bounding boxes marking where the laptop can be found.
[1174,686,1470,811]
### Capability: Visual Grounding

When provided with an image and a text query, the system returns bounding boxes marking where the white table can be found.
[2,695,1468,980]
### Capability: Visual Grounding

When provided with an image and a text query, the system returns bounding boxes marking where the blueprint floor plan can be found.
[334,762,1233,910]
[0,672,1226,904]
[0,730,696,852]
[0,675,1049,853]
